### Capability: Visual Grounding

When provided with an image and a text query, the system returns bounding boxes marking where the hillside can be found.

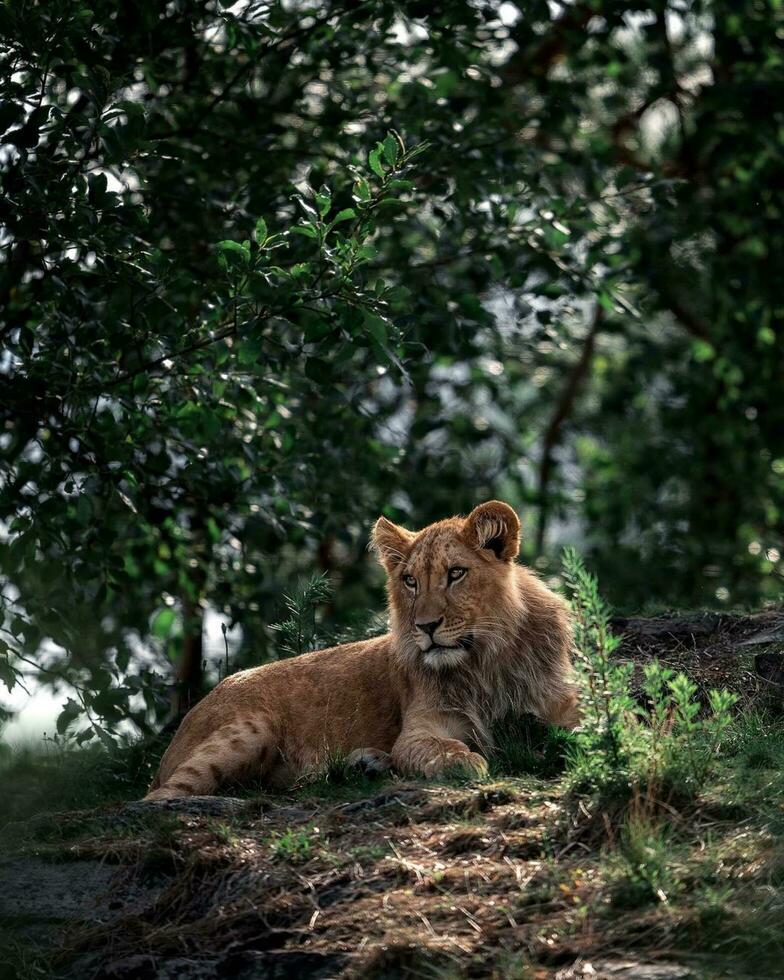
[2,612,783,980]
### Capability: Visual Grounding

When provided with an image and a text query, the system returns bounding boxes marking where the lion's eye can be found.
[402,574,417,590]
[448,567,467,583]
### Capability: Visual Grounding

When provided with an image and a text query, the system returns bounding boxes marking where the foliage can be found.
[612,814,680,908]
[1,0,782,736]
[269,573,334,658]
[562,547,738,807]
[268,824,318,864]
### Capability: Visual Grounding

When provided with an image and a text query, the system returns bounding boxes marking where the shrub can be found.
[562,548,738,812]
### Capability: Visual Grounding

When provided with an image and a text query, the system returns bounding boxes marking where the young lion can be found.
[145,501,578,800]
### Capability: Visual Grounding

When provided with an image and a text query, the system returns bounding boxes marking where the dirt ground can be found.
[612,609,784,706]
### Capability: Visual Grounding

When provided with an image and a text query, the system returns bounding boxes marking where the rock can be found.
[0,857,165,949]
[740,625,784,647]
[612,613,725,639]
[337,788,425,815]
[120,795,253,818]
[755,651,784,687]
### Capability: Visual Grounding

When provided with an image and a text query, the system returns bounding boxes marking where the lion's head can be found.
[372,501,526,671]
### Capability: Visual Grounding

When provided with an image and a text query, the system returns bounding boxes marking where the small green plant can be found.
[561,546,638,796]
[562,548,739,810]
[268,824,318,864]
[206,820,240,847]
[348,843,389,864]
[612,810,681,908]
[269,574,332,658]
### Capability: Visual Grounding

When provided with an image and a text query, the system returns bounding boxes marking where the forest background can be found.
[1,0,782,743]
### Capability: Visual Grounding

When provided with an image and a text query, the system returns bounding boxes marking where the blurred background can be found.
[1,0,782,743]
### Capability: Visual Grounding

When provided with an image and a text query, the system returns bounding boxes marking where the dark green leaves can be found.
[254,217,268,245]
[151,608,177,640]
[217,239,251,271]
[56,698,82,735]
[363,310,388,346]
[331,207,356,225]
[368,144,386,178]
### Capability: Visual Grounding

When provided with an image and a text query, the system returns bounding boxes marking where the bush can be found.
[562,548,738,813]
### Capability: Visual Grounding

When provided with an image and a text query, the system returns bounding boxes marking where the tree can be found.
[1,0,781,739]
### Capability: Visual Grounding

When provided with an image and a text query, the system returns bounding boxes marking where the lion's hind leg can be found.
[144,718,275,800]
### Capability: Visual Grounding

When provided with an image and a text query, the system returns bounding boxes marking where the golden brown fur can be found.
[145,501,578,800]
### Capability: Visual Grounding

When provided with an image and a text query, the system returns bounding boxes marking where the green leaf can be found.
[368,144,386,178]
[152,607,176,639]
[331,208,356,225]
[76,495,93,526]
[254,217,268,245]
[363,310,388,345]
[597,291,615,313]
[0,656,16,692]
[382,133,398,167]
[315,188,331,218]
[353,178,371,202]
[56,698,81,735]
[217,239,251,270]
[304,358,332,384]
[291,225,319,239]
[384,284,411,307]
[692,340,715,362]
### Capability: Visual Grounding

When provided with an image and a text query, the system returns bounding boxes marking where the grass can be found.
[0,734,166,829]
[492,715,572,778]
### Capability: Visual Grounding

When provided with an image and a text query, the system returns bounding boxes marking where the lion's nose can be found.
[416,618,444,638]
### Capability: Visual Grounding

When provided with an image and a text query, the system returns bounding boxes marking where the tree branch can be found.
[536,304,604,552]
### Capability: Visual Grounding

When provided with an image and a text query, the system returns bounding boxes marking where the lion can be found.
[144,501,578,800]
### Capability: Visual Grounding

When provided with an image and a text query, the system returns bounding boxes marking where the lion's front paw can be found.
[423,749,488,780]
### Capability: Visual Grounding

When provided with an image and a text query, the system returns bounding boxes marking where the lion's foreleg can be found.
[391,732,488,779]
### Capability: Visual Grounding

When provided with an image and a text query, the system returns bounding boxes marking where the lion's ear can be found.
[463,501,521,561]
[371,516,416,572]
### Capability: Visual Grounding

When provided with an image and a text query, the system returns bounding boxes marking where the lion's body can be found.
[149,636,402,795]
[146,503,578,800]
